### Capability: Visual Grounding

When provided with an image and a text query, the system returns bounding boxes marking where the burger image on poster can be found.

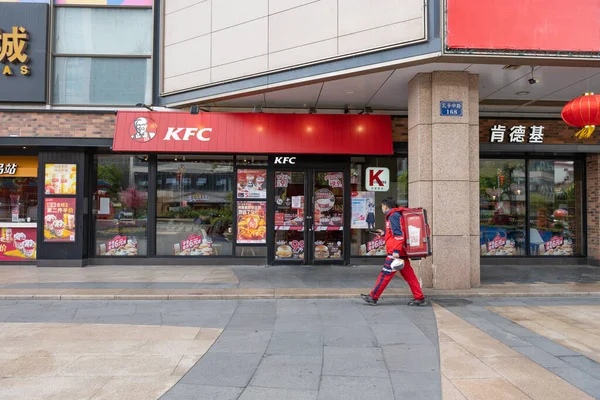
[314,244,330,259]
[276,245,292,258]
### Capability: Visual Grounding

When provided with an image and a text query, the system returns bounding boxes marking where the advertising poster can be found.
[314,189,335,213]
[237,169,267,199]
[324,172,343,188]
[360,236,386,256]
[275,172,291,188]
[237,201,267,244]
[275,239,304,260]
[539,236,573,256]
[351,191,375,229]
[98,235,138,256]
[44,198,76,242]
[173,234,213,256]
[480,233,516,256]
[0,227,36,260]
[44,164,77,195]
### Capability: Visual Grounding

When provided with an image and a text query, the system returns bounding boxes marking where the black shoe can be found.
[361,294,378,305]
[407,298,427,306]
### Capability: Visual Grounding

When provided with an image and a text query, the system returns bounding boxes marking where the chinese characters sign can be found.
[97,235,138,256]
[0,157,37,177]
[44,198,76,242]
[0,227,36,260]
[440,101,463,116]
[44,164,77,195]
[490,125,545,143]
[173,234,213,256]
[0,25,30,77]
[276,172,291,188]
[237,169,266,199]
[236,201,267,244]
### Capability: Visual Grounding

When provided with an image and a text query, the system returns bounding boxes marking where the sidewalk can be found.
[0,264,599,300]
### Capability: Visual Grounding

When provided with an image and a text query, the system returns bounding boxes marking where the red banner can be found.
[113,112,393,155]
[0,227,37,260]
[446,0,600,53]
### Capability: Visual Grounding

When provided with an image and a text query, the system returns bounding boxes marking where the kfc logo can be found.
[365,167,389,191]
[130,117,157,143]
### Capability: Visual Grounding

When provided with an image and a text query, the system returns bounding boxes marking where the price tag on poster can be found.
[276,172,291,188]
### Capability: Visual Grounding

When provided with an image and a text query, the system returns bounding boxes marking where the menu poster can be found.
[45,164,77,195]
[351,191,375,229]
[360,236,386,256]
[237,169,267,199]
[237,201,267,244]
[291,196,304,210]
[0,227,37,260]
[44,198,76,242]
[276,172,291,188]
[173,234,213,256]
[539,236,573,256]
[275,240,304,259]
[98,235,138,256]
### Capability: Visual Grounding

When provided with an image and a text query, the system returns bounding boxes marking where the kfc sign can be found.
[366,167,389,191]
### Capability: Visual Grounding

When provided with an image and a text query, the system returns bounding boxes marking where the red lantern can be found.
[553,209,568,218]
[561,93,600,139]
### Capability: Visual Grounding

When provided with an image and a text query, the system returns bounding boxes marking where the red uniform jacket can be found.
[384,207,407,256]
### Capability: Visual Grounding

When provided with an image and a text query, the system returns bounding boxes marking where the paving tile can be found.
[210,329,272,354]
[226,312,276,330]
[525,337,580,357]
[267,330,322,356]
[547,366,600,399]
[370,323,432,346]
[439,342,497,379]
[317,376,394,400]
[560,355,600,379]
[179,352,263,387]
[59,355,182,377]
[250,354,322,391]
[323,347,387,377]
[441,376,467,400]
[0,376,110,400]
[0,355,80,377]
[382,344,439,372]
[451,378,530,399]
[160,383,244,400]
[389,371,441,399]
[323,325,378,347]
[91,376,180,400]
[136,339,214,356]
[171,356,200,377]
[512,346,571,368]
[274,315,323,332]
[238,387,318,400]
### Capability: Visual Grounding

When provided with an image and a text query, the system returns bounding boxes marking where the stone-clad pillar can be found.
[407,72,480,289]
[586,154,600,265]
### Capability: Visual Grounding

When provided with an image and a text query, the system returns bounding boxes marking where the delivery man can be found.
[361,197,427,306]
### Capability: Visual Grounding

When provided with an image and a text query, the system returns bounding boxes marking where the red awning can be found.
[113,111,393,155]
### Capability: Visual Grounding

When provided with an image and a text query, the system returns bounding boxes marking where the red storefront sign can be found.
[446,0,600,54]
[113,112,393,155]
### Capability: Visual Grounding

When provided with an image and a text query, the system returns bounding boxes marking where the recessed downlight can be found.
[516,91,530,96]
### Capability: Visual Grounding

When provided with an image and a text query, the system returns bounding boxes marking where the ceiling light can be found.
[344,89,356,95]
[516,91,529,96]
[503,65,520,70]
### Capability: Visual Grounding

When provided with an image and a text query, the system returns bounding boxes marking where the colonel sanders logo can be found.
[130,117,157,143]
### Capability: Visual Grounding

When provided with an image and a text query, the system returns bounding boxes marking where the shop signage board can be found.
[113,112,393,155]
[0,156,37,177]
[489,125,545,143]
[440,101,463,116]
[445,0,600,56]
[0,3,49,102]
[365,167,390,191]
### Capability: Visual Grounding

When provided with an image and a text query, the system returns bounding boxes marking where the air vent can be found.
[502,65,521,70]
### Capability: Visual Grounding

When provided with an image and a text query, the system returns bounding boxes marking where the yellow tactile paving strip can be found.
[433,303,594,400]
[0,323,222,400]
[489,306,600,364]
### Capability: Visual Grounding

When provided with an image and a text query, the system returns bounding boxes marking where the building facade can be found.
[1,0,599,290]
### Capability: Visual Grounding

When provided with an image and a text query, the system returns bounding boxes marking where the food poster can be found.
[351,191,375,229]
[98,235,138,256]
[275,172,291,188]
[538,235,573,256]
[44,198,76,242]
[314,189,337,226]
[0,227,36,260]
[173,234,213,256]
[45,164,77,195]
[236,201,267,244]
[314,240,342,259]
[275,239,304,260]
[480,232,516,256]
[360,236,386,256]
[237,169,266,199]
[323,172,343,188]
[275,211,304,228]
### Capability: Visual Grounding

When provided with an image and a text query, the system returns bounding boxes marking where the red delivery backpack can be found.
[400,208,432,260]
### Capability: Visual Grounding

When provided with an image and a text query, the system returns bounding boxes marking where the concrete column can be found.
[407,72,480,289]
[586,154,600,265]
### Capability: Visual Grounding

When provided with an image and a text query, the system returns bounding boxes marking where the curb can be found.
[1,292,600,300]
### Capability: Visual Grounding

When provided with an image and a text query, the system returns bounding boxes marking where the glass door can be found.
[310,171,345,263]
[273,170,306,263]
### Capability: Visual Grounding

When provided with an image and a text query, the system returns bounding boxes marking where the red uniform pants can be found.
[370,256,424,300]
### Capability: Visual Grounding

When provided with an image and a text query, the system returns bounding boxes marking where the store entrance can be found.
[270,167,349,265]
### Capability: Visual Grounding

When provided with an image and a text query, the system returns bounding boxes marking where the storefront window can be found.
[350,156,408,256]
[156,156,233,256]
[94,155,148,256]
[528,160,583,256]
[480,160,526,256]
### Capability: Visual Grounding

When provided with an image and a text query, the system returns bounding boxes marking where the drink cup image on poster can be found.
[237,169,267,199]
[44,198,76,242]
[237,201,267,243]
[351,191,375,229]
[0,227,37,260]
[45,164,77,195]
